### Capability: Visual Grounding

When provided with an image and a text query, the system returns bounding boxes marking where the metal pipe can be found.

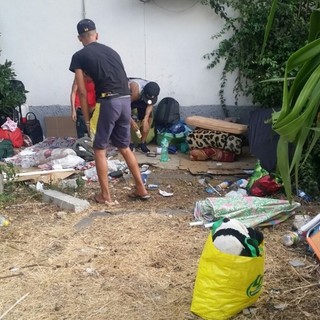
[82,0,86,19]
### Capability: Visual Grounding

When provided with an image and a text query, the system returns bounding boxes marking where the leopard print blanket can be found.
[186,128,242,155]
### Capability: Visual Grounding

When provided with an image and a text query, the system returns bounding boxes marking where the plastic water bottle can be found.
[216,181,232,191]
[160,137,169,162]
[0,215,10,227]
[135,129,142,139]
[297,189,311,202]
[281,231,301,246]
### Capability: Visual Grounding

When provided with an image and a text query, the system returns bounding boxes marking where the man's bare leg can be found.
[119,147,149,196]
[94,148,112,202]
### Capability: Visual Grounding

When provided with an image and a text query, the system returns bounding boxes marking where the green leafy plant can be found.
[0,33,27,118]
[262,5,320,201]
[201,0,316,109]
[0,162,17,195]
[0,60,27,117]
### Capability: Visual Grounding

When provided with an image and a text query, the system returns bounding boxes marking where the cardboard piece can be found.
[179,153,256,175]
[45,116,77,138]
[185,116,248,135]
[11,169,76,184]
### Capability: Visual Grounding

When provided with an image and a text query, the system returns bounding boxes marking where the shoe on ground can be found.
[129,143,135,151]
[139,142,150,154]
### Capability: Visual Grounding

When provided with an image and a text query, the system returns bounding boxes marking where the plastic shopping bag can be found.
[191,234,265,320]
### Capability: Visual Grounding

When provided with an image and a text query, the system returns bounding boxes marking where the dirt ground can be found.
[1,157,320,320]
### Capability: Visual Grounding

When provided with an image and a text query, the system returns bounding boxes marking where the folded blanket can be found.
[189,147,236,162]
[186,128,242,155]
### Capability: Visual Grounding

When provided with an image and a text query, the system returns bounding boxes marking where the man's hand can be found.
[86,121,91,138]
[71,110,77,122]
[131,119,139,131]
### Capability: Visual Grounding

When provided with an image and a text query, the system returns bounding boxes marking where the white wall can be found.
[0,0,251,108]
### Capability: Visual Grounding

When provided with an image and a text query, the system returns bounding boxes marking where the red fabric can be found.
[0,128,24,148]
[75,80,96,109]
[189,147,236,162]
[249,175,282,196]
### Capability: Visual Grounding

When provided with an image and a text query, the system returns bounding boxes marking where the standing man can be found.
[129,78,160,153]
[69,19,150,204]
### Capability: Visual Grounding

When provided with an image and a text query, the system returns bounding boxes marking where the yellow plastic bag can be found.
[191,234,265,320]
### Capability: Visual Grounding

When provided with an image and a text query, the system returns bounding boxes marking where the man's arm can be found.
[74,69,89,123]
[142,104,153,132]
[70,78,78,122]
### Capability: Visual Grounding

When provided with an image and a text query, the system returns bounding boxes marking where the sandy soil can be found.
[1,163,320,320]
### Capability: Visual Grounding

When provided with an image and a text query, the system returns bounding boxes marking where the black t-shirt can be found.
[69,42,130,97]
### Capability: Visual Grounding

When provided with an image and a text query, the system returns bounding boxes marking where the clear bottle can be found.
[160,137,169,162]
[281,231,301,246]
[135,129,142,139]
[0,215,10,227]
[297,189,312,202]
[216,181,232,191]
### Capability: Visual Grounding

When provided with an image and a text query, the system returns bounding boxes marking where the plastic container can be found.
[233,179,248,188]
[281,231,301,246]
[160,137,169,162]
[135,129,142,139]
[298,213,320,236]
[297,189,312,202]
[216,181,232,191]
[0,215,10,227]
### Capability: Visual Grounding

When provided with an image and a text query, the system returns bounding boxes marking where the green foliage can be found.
[0,60,27,117]
[202,0,316,108]
[262,7,320,202]
[0,35,27,118]
[0,162,18,194]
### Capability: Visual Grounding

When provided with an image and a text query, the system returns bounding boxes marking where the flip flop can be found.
[128,192,151,201]
[146,152,156,157]
[92,195,119,206]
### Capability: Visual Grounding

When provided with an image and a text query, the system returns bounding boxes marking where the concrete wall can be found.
[0,0,255,133]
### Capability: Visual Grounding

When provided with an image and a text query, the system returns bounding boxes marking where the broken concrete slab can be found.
[42,189,90,212]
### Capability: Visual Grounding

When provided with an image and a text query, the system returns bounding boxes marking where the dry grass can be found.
[0,167,320,320]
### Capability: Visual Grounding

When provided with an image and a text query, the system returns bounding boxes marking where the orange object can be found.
[306,222,320,261]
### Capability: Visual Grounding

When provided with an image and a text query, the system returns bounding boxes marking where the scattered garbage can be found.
[297,213,320,236]
[297,189,312,202]
[225,189,247,197]
[147,184,159,190]
[233,178,248,188]
[293,214,312,231]
[159,189,173,197]
[216,180,232,191]
[281,231,301,247]
[289,259,306,267]
[84,167,98,181]
[160,137,169,162]
[141,173,148,185]
[282,214,320,253]
[0,215,10,227]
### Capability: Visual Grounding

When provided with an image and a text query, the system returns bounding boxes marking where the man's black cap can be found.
[141,82,160,105]
[77,19,96,35]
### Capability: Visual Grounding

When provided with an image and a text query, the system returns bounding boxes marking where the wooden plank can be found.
[6,169,76,183]
[185,116,248,135]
